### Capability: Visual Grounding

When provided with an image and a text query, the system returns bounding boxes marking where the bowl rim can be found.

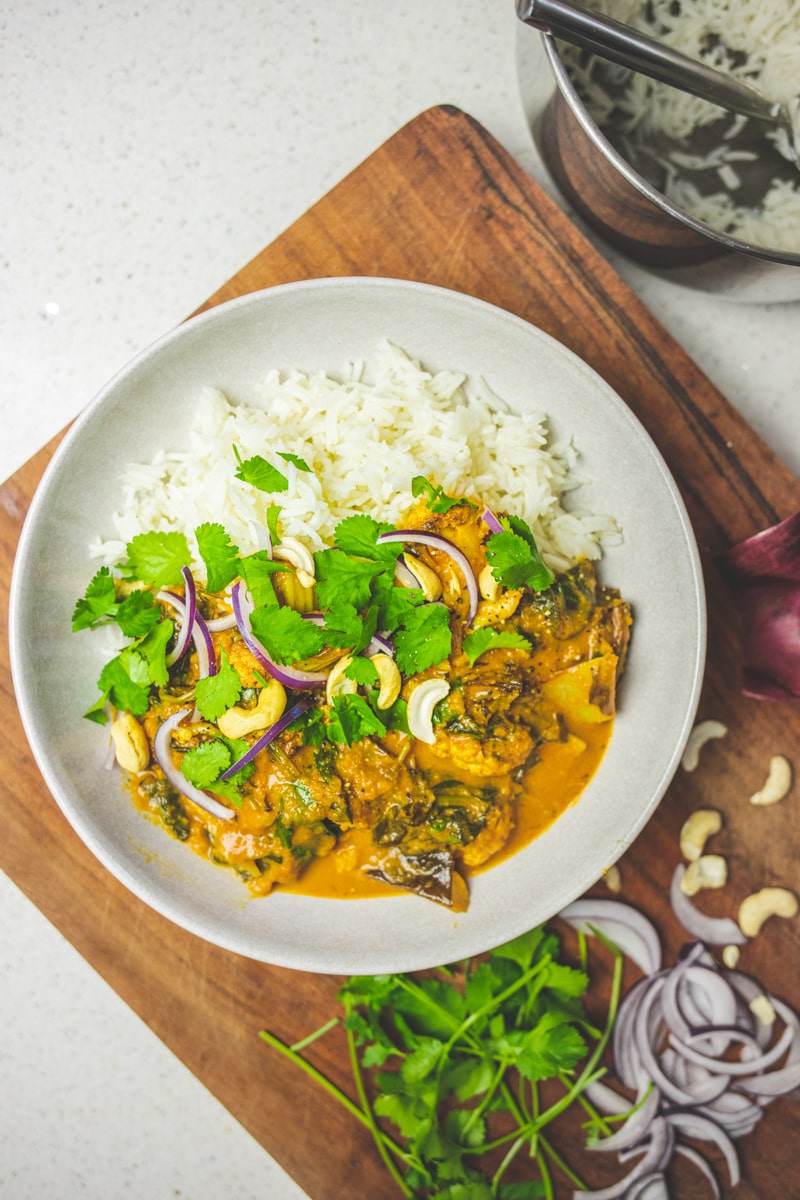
[9,275,707,972]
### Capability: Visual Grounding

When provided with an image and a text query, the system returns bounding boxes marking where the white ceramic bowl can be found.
[10,277,705,974]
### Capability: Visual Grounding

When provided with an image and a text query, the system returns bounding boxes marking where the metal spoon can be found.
[516,0,800,165]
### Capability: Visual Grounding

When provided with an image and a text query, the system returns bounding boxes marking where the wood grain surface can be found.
[2,106,798,1199]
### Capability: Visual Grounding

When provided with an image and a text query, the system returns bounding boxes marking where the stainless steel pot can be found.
[516,25,800,303]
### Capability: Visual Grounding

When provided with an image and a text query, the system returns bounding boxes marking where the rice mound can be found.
[90,342,617,575]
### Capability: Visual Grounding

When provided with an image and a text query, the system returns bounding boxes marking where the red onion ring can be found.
[219,698,313,780]
[231,581,328,688]
[365,632,394,659]
[160,566,197,666]
[157,577,216,677]
[153,708,234,821]
[206,611,237,632]
[669,865,748,946]
[481,507,504,535]
[394,559,422,590]
[377,529,479,623]
[559,899,662,976]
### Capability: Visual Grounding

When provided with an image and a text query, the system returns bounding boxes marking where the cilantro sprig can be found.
[486,515,555,592]
[412,475,475,514]
[259,925,625,1198]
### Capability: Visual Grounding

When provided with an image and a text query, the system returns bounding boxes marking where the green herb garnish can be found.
[462,627,530,667]
[194,650,242,721]
[233,445,289,494]
[412,475,475,514]
[486,515,554,592]
[259,925,625,1198]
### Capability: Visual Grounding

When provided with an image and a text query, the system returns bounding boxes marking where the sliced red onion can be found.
[574,1118,672,1199]
[193,611,216,678]
[559,899,662,976]
[670,865,748,946]
[365,631,394,659]
[160,566,197,666]
[674,1144,721,1200]
[666,1112,739,1187]
[377,529,479,623]
[481,507,504,535]
[231,581,328,689]
[577,899,800,1200]
[158,579,216,677]
[220,698,313,780]
[153,708,234,821]
[587,1087,660,1153]
[206,611,237,632]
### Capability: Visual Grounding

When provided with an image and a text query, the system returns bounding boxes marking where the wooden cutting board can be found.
[1,106,798,1199]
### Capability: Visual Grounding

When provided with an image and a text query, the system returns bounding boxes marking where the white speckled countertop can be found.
[1,3,798,1198]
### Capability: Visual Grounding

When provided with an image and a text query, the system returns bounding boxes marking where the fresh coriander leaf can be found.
[334,514,399,562]
[277,451,312,472]
[327,693,387,745]
[492,927,547,971]
[371,573,424,632]
[265,504,282,546]
[514,1012,587,1081]
[114,589,162,638]
[134,617,174,687]
[181,740,231,789]
[543,961,589,998]
[239,551,286,608]
[315,548,385,612]
[461,627,530,666]
[250,604,326,664]
[411,475,474,514]
[486,527,554,592]
[83,693,110,725]
[219,735,255,782]
[499,1183,547,1200]
[345,656,379,686]
[233,445,289,493]
[298,706,327,746]
[394,604,452,674]
[319,602,369,651]
[194,650,242,721]
[400,1037,444,1085]
[72,566,117,631]
[97,655,150,716]
[195,522,240,593]
[118,646,151,688]
[126,530,191,588]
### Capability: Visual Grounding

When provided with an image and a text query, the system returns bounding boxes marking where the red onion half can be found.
[231,581,328,689]
[153,708,234,821]
[376,529,479,623]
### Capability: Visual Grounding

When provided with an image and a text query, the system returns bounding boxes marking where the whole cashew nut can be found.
[749,755,793,806]
[679,808,723,862]
[738,887,798,938]
[216,679,287,738]
[681,720,728,772]
[110,711,150,773]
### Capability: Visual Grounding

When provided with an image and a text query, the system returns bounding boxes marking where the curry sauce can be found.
[121,498,631,910]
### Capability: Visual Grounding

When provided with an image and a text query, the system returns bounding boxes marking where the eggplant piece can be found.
[366,847,465,908]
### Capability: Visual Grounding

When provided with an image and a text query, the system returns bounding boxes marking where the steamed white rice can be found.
[561,0,800,253]
[90,341,618,577]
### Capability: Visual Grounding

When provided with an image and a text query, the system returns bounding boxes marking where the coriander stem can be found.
[259,1028,411,1177]
[490,1132,528,1195]
[536,1146,554,1200]
[343,1000,414,1199]
[259,1029,366,1126]
[290,1016,340,1052]
[540,1134,587,1190]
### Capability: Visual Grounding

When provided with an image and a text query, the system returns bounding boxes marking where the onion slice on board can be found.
[669,865,748,946]
[559,898,662,976]
[153,708,234,821]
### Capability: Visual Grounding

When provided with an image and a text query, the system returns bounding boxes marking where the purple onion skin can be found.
[717,511,800,700]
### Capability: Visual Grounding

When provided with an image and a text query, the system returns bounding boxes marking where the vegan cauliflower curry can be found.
[74,473,631,911]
